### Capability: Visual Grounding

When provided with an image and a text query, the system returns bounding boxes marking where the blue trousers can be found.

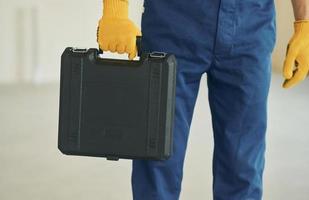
[132,0,276,199]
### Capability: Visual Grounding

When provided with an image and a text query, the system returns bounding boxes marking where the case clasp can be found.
[149,52,167,58]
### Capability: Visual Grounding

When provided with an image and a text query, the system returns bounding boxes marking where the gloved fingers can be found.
[126,37,137,60]
[283,69,308,88]
[100,42,109,52]
[128,47,138,60]
[283,44,299,79]
[283,58,308,88]
[108,40,117,53]
[96,18,141,59]
[100,37,136,55]
[99,36,109,52]
[116,41,126,54]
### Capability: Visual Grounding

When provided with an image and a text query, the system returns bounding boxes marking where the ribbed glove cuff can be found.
[103,0,129,19]
[294,20,309,33]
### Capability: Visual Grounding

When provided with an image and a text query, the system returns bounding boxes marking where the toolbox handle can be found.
[98,36,143,58]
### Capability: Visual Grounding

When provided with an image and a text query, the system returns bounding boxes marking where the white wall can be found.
[0,0,294,83]
[272,1,294,73]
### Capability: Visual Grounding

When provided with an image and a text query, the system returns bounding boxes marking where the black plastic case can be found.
[58,48,177,161]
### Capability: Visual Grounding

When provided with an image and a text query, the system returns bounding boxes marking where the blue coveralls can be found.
[132,0,276,199]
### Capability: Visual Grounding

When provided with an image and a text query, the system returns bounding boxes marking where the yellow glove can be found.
[283,20,309,88]
[97,0,141,60]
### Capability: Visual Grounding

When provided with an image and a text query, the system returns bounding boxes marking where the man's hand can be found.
[283,20,309,88]
[97,0,141,60]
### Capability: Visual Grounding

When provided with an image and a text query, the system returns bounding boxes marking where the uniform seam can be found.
[207,54,217,72]
[212,0,222,55]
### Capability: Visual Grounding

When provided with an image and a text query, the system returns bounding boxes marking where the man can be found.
[97,0,309,199]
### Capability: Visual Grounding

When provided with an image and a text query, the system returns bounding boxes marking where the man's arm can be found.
[282,0,309,88]
[97,0,141,60]
[291,0,309,20]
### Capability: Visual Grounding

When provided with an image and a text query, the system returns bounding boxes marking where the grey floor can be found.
[0,74,308,200]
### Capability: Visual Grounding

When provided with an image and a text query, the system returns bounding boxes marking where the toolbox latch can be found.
[72,48,88,53]
[149,52,167,58]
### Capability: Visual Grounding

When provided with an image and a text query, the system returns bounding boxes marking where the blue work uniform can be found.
[132,0,276,199]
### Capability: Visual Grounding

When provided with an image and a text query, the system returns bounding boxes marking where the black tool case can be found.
[58,48,177,161]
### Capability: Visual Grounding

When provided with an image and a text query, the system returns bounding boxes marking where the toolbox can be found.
[58,42,177,161]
